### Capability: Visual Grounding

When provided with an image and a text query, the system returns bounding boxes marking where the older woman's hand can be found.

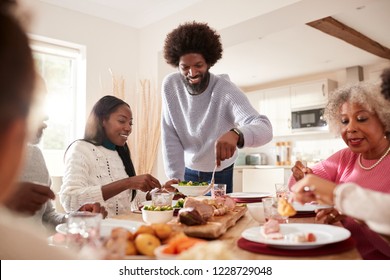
[291,174,337,205]
[291,161,313,181]
[315,207,346,224]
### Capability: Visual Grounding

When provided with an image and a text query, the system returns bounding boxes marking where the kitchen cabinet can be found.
[245,78,337,137]
[246,89,263,112]
[261,86,291,137]
[290,79,337,109]
[242,168,284,194]
[233,168,243,193]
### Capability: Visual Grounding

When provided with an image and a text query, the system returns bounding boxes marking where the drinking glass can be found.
[212,184,226,198]
[262,197,288,223]
[152,192,174,207]
[66,211,102,250]
[275,183,290,199]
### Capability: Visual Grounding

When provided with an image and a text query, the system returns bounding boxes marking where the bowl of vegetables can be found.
[142,205,174,224]
[173,181,210,197]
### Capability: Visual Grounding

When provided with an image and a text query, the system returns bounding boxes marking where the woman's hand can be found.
[145,178,180,200]
[291,174,336,205]
[78,202,108,219]
[128,174,161,192]
[291,161,313,181]
[315,207,345,224]
[162,178,180,192]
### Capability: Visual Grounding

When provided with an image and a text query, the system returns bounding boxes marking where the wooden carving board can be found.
[170,205,247,239]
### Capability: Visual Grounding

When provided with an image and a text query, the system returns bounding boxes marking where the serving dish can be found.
[172,183,210,197]
[141,209,174,224]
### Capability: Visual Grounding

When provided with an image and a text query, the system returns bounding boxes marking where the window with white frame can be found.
[30,35,86,176]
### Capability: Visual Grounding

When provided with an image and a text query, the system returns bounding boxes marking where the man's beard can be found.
[183,71,210,95]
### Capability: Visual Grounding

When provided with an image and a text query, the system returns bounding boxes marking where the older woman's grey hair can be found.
[324,82,390,138]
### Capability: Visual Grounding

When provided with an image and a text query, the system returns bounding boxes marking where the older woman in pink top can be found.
[289,81,390,259]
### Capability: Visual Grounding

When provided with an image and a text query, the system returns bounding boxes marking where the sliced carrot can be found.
[176,238,205,253]
[162,244,176,254]
[162,234,205,255]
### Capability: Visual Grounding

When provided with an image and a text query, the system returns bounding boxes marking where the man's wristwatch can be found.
[230,128,244,148]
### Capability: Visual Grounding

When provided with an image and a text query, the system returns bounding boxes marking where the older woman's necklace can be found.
[358,144,390,170]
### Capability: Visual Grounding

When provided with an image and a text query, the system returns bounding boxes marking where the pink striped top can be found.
[289,148,390,259]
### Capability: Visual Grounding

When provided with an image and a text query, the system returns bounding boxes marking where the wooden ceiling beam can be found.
[307,16,390,60]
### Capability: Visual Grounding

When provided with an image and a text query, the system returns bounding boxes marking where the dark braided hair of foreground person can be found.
[163,21,223,67]
[381,68,390,100]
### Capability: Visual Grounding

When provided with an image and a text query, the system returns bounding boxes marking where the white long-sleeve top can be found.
[335,183,390,236]
[161,72,273,180]
[60,141,145,217]
[18,144,65,231]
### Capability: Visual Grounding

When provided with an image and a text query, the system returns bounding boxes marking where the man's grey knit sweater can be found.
[161,72,273,180]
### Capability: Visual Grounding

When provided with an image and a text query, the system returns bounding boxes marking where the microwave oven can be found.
[291,107,328,132]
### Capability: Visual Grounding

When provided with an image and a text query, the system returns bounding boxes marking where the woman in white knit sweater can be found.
[60,96,169,217]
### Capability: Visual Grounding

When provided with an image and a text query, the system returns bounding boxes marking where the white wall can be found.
[30,1,139,118]
[29,1,141,177]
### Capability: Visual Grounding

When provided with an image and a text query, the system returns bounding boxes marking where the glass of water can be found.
[66,211,102,251]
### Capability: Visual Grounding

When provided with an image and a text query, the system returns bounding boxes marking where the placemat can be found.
[237,237,355,256]
[291,212,317,218]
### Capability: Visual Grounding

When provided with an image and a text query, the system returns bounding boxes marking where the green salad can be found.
[178,181,208,186]
[173,198,185,208]
[143,205,173,211]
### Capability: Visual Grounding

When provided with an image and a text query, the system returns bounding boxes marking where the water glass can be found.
[152,192,174,207]
[262,197,288,223]
[275,183,290,199]
[66,211,102,250]
[212,184,226,198]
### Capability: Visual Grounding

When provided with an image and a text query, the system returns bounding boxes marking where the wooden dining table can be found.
[115,209,362,260]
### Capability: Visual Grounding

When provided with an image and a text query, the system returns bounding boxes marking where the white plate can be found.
[56,218,144,237]
[228,192,271,199]
[241,223,350,250]
[292,202,333,212]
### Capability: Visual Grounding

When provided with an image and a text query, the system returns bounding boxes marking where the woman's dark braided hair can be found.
[163,21,223,67]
